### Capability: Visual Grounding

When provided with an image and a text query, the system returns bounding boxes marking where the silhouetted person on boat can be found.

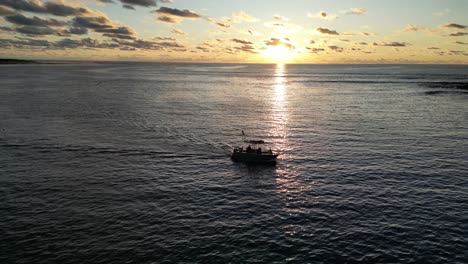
[246,145,252,152]
[257,147,262,154]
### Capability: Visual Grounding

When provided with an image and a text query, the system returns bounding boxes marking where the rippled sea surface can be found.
[1,63,467,263]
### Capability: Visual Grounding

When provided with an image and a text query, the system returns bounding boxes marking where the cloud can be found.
[157,15,177,23]
[153,37,175,40]
[72,16,114,29]
[71,16,137,40]
[328,45,343,52]
[0,35,185,51]
[45,1,91,16]
[341,8,367,15]
[112,38,184,50]
[95,26,135,35]
[401,24,435,35]
[264,37,295,49]
[239,29,259,36]
[196,46,209,52]
[223,47,234,54]
[99,27,136,40]
[215,22,230,28]
[427,47,440,50]
[114,39,161,50]
[0,0,97,17]
[0,0,45,13]
[231,38,252,45]
[449,50,465,55]
[316,27,339,35]
[234,44,256,53]
[153,41,184,48]
[100,0,161,10]
[120,0,156,8]
[402,24,425,32]
[102,33,135,40]
[0,37,52,48]
[307,47,325,53]
[308,11,337,20]
[84,38,121,48]
[171,29,185,35]
[373,42,409,47]
[155,7,200,18]
[448,32,468,37]
[154,6,201,23]
[120,46,136,51]
[264,38,281,46]
[57,38,119,49]
[0,26,13,32]
[200,42,214,48]
[54,38,83,48]
[65,27,88,35]
[229,11,258,23]
[273,15,288,21]
[16,26,58,35]
[122,4,135,10]
[5,14,67,27]
[442,23,466,29]
[0,4,15,15]
[455,41,468,45]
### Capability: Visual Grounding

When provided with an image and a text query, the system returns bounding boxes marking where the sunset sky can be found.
[0,0,467,63]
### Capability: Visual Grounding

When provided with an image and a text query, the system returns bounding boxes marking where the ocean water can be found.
[0,63,467,263]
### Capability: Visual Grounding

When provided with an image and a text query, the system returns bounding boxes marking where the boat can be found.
[244,139,265,144]
[231,145,279,164]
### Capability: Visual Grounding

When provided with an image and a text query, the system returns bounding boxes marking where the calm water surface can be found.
[1,63,467,263]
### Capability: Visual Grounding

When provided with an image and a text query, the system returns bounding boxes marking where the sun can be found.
[261,45,296,63]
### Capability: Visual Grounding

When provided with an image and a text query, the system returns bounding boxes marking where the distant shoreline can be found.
[0,58,39,64]
[0,58,103,65]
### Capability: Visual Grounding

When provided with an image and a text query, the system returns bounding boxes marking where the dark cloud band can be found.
[155,7,200,18]
[0,0,91,16]
[5,14,67,27]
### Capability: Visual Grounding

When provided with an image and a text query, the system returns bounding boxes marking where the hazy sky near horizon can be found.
[0,0,467,63]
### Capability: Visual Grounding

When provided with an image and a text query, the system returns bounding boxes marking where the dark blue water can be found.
[1,63,467,263]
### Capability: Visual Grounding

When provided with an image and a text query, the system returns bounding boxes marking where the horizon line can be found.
[1,58,467,66]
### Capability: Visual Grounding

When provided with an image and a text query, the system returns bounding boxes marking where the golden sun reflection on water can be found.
[271,64,289,151]
[272,64,311,221]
